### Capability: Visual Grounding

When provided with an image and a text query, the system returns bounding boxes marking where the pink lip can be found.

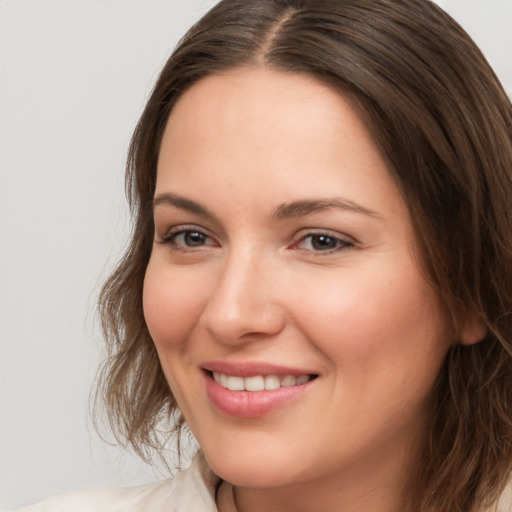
[201,362,317,418]
[201,360,316,377]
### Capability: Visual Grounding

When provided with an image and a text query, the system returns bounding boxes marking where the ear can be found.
[459,315,487,346]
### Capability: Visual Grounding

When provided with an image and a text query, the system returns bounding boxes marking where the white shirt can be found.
[10,453,220,512]
[9,453,512,511]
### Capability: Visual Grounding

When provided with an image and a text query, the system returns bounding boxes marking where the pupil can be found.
[185,232,205,246]
[312,235,336,250]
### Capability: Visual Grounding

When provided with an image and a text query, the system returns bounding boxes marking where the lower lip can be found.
[203,372,313,418]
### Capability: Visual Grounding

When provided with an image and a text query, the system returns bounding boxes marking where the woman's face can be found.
[143,68,452,490]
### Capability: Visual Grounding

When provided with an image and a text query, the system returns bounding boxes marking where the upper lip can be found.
[201,360,318,377]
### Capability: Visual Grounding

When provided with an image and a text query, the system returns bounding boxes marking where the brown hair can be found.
[96,0,512,510]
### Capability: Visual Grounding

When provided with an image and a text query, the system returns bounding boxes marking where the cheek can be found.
[292,268,450,448]
[142,257,206,349]
[289,262,450,379]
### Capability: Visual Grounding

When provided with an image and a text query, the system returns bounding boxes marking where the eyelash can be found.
[158,225,217,250]
[157,226,354,254]
[292,232,354,253]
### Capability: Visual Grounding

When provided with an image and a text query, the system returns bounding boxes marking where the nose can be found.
[199,248,286,345]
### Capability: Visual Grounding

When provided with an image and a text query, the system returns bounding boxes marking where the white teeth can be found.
[227,375,244,391]
[212,372,312,391]
[280,375,296,387]
[244,375,265,391]
[264,375,281,390]
[296,375,309,385]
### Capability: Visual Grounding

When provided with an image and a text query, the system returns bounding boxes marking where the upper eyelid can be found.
[159,223,210,237]
[292,228,356,243]
[290,228,358,252]
[154,212,223,237]
[156,224,216,246]
[293,234,353,248]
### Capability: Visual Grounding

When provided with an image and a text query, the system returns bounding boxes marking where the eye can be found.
[174,230,209,247]
[158,227,217,249]
[294,233,353,252]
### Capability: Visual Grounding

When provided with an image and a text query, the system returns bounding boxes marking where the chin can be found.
[203,444,305,488]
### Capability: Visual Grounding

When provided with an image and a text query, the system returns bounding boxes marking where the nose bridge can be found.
[200,242,285,343]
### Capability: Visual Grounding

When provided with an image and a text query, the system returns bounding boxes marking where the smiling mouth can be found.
[210,371,316,392]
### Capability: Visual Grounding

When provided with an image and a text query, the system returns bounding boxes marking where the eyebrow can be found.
[153,192,380,220]
[153,192,217,219]
[274,198,381,219]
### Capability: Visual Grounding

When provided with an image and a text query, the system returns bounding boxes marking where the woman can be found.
[15,0,512,511]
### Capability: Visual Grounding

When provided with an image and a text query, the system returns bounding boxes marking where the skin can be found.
[143,67,467,512]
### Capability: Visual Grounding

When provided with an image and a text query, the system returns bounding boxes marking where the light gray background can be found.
[1,0,511,508]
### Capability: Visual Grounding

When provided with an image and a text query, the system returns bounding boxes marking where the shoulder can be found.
[11,452,220,512]
[11,480,172,512]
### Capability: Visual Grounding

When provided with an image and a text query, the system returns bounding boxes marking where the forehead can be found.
[167,67,338,128]
[157,67,395,197]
